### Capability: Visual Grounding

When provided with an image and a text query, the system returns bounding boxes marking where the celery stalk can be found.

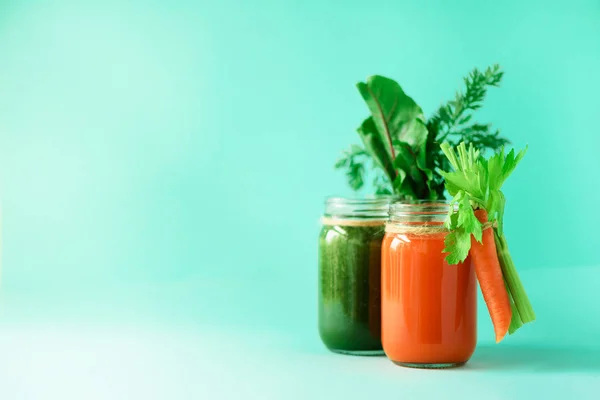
[494,231,536,323]
[508,300,523,334]
[505,281,524,334]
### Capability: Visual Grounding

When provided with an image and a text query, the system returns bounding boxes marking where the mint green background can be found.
[0,0,599,398]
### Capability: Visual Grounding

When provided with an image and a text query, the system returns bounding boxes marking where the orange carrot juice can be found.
[381,202,477,368]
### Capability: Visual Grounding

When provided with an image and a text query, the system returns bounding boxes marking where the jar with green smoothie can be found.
[318,196,390,355]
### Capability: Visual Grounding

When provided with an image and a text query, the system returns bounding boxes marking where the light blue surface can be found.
[0,0,599,398]
[1,266,599,399]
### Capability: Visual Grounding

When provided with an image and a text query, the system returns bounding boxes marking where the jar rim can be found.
[389,200,454,224]
[323,195,393,219]
[325,195,394,204]
[390,200,451,213]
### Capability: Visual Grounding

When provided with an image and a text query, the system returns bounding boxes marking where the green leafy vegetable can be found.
[356,76,429,152]
[440,142,535,334]
[335,144,391,193]
[356,117,398,186]
[335,145,368,190]
[350,75,429,193]
[337,64,509,200]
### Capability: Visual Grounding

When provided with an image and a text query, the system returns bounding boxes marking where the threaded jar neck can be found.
[388,201,453,226]
[323,196,392,220]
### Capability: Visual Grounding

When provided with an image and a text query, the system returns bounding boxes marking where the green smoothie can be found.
[318,222,384,354]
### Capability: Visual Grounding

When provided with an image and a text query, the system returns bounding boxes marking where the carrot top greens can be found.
[336,65,509,200]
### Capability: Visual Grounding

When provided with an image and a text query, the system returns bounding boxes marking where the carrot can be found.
[441,142,534,340]
[471,209,512,343]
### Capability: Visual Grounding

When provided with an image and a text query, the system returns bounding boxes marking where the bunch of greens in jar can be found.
[335,65,509,200]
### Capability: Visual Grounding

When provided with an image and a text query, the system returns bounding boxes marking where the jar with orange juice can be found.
[381,201,477,368]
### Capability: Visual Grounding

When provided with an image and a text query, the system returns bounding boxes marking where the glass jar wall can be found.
[318,196,390,355]
[381,202,477,368]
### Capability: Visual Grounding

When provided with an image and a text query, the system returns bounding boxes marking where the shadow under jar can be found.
[318,196,390,355]
[381,202,477,368]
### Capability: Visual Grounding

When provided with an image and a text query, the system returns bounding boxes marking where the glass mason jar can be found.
[381,202,477,368]
[318,196,390,355]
